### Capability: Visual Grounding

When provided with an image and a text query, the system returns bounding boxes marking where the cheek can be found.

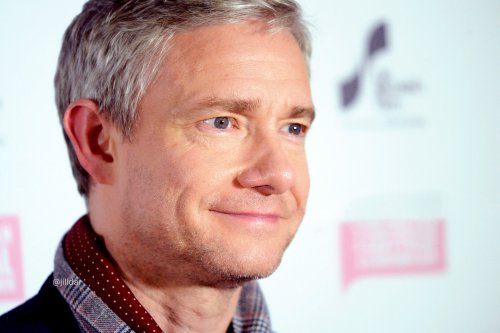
[171,138,241,183]
[120,148,198,245]
[129,140,236,210]
[293,155,310,209]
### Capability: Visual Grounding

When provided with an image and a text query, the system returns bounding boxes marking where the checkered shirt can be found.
[53,242,274,333]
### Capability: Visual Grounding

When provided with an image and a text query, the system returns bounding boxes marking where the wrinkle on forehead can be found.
[138,21,312,124]
[164,21,308,79]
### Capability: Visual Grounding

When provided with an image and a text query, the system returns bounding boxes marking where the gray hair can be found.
[55,0,311,196]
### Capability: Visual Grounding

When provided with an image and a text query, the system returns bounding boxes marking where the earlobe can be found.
[63,99,115,185]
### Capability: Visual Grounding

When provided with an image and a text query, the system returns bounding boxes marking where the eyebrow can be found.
[192,96,316,123]
[291,106,316,123]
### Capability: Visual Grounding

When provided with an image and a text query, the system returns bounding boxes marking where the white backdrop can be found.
[1,1,499,332]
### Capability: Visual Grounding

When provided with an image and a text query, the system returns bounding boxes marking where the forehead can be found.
[138,21,312,119]
[170,21,304,61]
[162,21,309,90]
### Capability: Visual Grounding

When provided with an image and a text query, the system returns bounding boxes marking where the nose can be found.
[236,137,295,196]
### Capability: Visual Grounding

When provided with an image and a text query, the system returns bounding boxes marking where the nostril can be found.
[254,185,276,196]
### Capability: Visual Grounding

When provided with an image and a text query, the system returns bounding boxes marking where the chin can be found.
[201,252,284,289]
[188,225,297,288]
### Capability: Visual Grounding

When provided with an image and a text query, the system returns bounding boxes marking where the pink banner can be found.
[340,219,446,289]
[0,215,24,301]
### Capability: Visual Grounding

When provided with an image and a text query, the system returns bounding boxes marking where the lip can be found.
[210,210,280,223]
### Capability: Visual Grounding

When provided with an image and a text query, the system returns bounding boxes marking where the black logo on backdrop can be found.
[339,22,421,113]
[341,24,388,108]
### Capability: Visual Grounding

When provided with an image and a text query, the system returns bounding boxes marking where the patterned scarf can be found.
[54,215,273,333]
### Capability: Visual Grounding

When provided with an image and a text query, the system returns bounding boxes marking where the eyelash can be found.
[203,116,237,130]
[282,123,308,137]
[201,116,308,137]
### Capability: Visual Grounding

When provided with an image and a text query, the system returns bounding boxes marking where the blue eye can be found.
[204,117,233,129]
[286,123,306,136]
[214,117,229,129]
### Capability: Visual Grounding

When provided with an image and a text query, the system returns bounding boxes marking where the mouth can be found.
[209,210,280,224]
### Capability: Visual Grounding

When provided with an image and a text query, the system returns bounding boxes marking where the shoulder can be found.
[0,274,81,333]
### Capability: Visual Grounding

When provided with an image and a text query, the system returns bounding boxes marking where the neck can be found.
[65,214,243,333]
[123,274,241,333]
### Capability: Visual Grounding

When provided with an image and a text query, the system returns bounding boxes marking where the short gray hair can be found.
[55,0,311,197]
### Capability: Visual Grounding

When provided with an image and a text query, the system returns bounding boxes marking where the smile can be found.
[209,210,280,224]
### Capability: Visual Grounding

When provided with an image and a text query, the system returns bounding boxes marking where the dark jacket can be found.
[0,274,81,332]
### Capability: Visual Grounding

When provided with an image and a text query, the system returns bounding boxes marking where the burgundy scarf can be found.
[64,216,163,333]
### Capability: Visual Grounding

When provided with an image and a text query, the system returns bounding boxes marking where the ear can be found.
[63,99,116,186]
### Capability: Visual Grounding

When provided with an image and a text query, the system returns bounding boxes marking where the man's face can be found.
[110,22,313,287]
